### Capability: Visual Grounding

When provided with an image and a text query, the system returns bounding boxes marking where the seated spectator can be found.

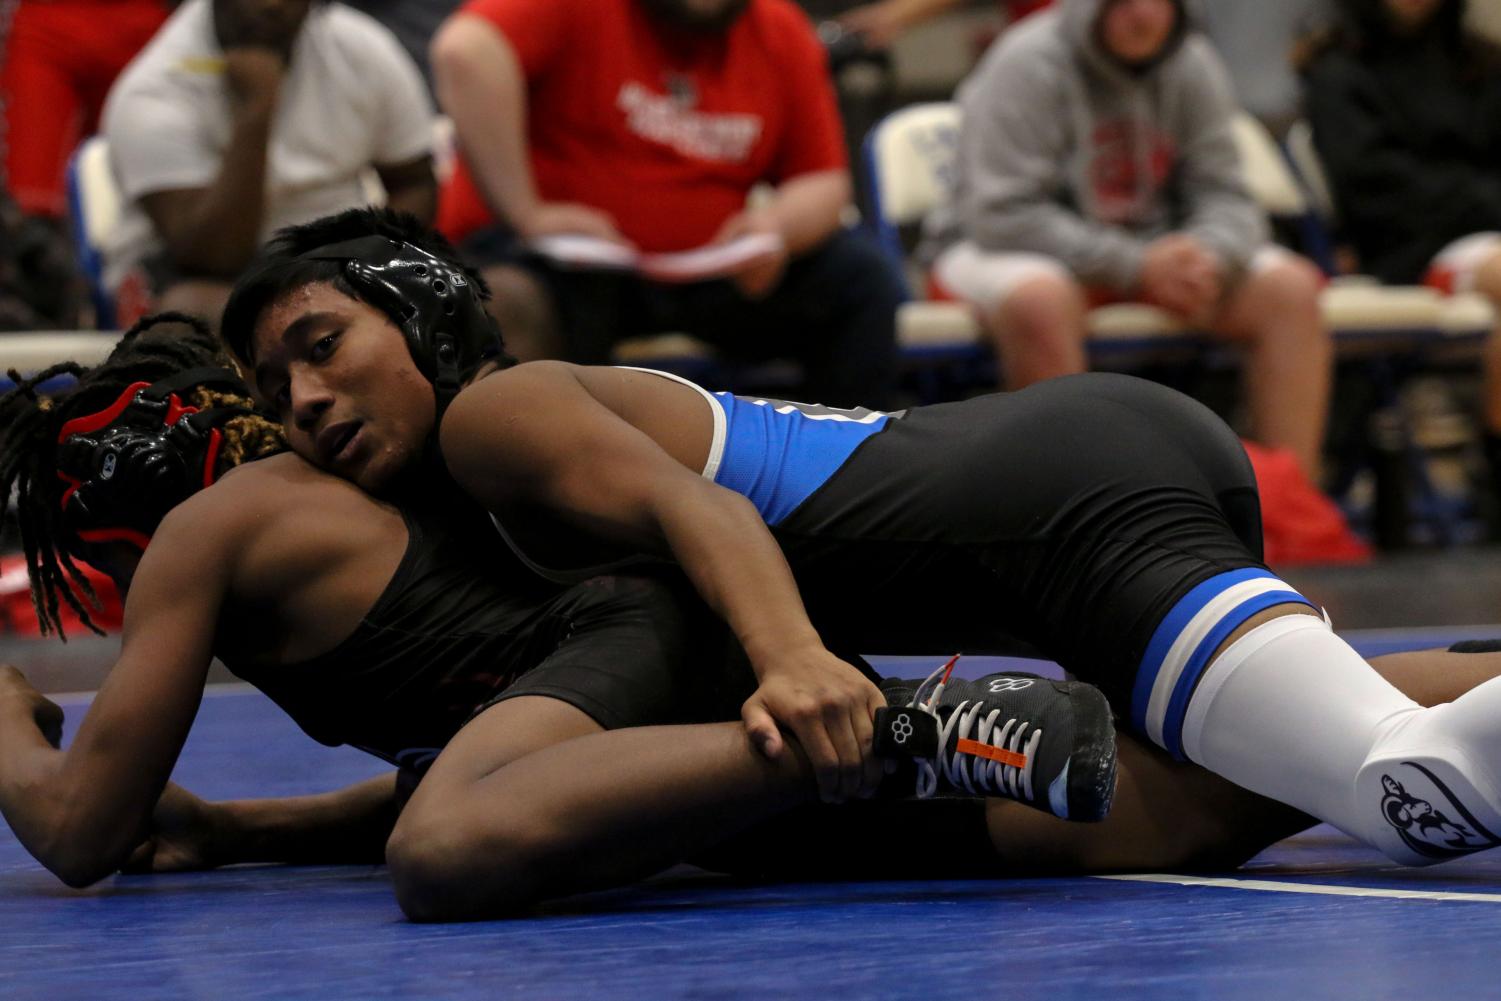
[921,0,1333,482]
[1303,0,1501,493]
[431,0,903,408]
[0,0,169,326]
[101,0,437,326]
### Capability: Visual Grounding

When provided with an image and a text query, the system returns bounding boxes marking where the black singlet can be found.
[222,500,746,770]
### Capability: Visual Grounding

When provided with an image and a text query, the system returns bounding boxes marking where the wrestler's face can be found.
[251,281,435,493]
[1381,0,1445,33]
[1098,0,1178,66]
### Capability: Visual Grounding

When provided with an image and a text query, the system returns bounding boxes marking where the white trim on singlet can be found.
[615,366,727,481]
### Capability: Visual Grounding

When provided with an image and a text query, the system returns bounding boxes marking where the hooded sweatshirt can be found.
[922,0,1266,293]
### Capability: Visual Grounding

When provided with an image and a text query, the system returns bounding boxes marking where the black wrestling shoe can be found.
[874,657,1117,822]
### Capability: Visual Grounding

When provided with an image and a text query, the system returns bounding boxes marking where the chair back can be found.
[1229,112,1308,218]
[64,136,124,329]
[1284,119,1338,223]
[861,102,962,264]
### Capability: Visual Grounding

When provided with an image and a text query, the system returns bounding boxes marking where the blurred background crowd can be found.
[5,0,1501,566]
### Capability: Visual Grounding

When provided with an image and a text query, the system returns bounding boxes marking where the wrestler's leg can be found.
[1019,644,1501,873]
[1366,647,1501,709]
[385,642,1501,921]
[993,638,1490,873]
[982,735,1310,874]
[975,376,1501,869]
[701,734,1310,882]
[387,712,815,921]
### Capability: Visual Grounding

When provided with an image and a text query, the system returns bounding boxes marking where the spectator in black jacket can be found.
[1304,0,1501,486]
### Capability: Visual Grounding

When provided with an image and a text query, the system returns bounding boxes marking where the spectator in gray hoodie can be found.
[924,0,1333,480]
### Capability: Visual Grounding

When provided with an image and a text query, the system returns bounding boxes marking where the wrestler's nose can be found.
[289,367,334,432]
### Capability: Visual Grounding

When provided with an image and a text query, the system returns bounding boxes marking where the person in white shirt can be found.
[101,0,437,325]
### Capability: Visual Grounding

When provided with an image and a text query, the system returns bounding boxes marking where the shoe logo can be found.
[890,713,914,745]
[1379,765,1501,860]
[987,677,1035,693]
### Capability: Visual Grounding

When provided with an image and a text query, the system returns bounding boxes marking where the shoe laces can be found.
[908,656,1042,801]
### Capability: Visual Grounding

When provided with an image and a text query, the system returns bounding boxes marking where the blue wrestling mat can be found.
[4,637,1501,1001]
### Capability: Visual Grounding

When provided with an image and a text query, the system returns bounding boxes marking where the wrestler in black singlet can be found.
[222,499,1001,877]
[224,499,752,775]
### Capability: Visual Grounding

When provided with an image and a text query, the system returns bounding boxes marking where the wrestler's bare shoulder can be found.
[159,451,401,553]
[464,361,700,413]
[451,361,712,470]
[154,452,408,657]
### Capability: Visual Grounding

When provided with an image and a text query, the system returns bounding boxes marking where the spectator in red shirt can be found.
[1,0,169,220]
[432,0,902,408]
[0,0,170,326]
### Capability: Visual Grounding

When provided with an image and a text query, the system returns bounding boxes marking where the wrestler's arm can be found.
[0,499,233,887]
[440,363,886,802]
[126,775,398,872]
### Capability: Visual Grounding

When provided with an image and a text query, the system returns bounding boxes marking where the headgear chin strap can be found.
[54,367,254,559]
[301,236,503,412]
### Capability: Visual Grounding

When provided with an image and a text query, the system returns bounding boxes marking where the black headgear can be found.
[299,236,502,411]
[54,367,254,561]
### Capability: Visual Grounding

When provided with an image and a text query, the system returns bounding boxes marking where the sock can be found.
[1181,614,1501,865]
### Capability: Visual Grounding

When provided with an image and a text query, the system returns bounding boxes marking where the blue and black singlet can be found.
[489,370,1299,724]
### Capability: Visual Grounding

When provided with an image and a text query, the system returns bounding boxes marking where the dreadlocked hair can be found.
[0,312,286,638]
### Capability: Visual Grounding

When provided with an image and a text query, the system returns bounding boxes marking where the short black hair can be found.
[0,313,285,637]
[220,207,496,369]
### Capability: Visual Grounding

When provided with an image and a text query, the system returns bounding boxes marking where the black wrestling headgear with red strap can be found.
[54,366,254,556]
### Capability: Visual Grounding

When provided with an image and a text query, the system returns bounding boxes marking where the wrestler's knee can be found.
[386,811,471,921]
[386,806,542,921]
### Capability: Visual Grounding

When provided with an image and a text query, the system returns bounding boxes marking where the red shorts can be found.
[1,0,168,216]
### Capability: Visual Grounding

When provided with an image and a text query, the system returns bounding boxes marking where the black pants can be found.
[523,227,904,410]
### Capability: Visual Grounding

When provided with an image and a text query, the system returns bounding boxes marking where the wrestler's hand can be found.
[742,649,888,803]
[121,784,224,874]
[0,665,64,748]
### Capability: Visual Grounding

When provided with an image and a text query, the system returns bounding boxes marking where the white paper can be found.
[529,233,784,284]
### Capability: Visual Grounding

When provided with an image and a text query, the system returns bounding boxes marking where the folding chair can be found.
[64,135,125,331]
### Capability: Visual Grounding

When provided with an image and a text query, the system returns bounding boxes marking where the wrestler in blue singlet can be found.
[499,368,1316,762]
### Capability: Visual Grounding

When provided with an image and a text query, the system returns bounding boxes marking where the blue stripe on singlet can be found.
[711,393,890,525]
